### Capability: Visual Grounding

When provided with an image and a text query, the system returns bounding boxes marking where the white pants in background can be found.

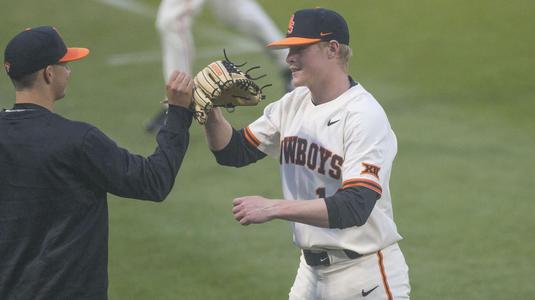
[156,0,288,79]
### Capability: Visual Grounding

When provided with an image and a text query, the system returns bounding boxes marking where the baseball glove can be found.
[192,51,271,124]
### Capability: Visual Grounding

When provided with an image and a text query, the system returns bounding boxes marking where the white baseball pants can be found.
[289,243,410,300]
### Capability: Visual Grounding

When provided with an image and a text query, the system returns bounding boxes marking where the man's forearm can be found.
[204,108,233,151]
[274,199,330,228]
[233,196,330,228]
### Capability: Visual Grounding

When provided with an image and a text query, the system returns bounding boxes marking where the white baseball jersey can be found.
[244,83,402,255]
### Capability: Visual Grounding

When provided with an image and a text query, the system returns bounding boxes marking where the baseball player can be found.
[145,0,291,132]
[203,8,410,300]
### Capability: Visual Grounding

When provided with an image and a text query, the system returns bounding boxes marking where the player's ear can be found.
[43,65,54,84]
[326,40,339,59]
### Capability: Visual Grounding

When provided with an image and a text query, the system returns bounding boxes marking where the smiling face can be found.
[286,41,344,89]
[286,43,325,88]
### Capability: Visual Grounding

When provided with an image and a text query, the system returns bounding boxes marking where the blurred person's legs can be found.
[146,0,203,133]
[157,0,204,78]
[209,0,292,91]
[147,0,292,133]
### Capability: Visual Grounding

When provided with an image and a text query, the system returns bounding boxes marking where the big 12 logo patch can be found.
[360,162,380,180]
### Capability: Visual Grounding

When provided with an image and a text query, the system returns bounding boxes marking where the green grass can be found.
[2,0,534,299]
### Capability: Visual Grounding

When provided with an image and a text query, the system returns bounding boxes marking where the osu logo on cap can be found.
[287,14,295,34]
[4,62,11,73]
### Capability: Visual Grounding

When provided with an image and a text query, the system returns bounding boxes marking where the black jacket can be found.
[0,103,192,299]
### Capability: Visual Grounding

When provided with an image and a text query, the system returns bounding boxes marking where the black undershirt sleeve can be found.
[324,186,381,229]
[211,128,267,167]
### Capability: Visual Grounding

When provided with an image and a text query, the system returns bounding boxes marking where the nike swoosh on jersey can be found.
[320,32,333,36]
[327,119,340,126]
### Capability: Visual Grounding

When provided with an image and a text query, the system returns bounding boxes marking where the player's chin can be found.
[291,76,305,88]
[55,91,67,101]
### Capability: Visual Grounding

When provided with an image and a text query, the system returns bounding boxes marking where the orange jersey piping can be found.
[243,127,260,148]
[342,178,382,195]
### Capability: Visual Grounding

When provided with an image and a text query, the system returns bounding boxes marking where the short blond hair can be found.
[338,44,353,69]
[319,42,352,71]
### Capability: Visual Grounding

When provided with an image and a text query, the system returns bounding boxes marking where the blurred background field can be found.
[1,0,534,299]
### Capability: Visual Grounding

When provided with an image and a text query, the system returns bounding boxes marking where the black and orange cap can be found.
[3,26,90,79]
[267,8,349,49]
